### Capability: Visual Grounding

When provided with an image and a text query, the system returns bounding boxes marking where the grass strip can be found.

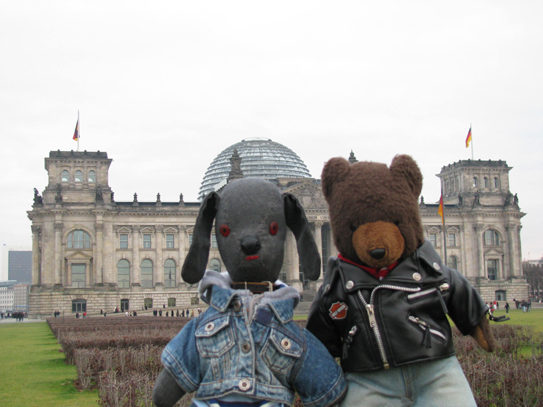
[0,322,98,407]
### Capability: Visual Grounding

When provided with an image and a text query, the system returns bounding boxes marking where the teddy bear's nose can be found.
[241,236,261,255]
[370,248,386,260]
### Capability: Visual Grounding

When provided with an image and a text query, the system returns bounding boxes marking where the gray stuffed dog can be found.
[153,178,346,407]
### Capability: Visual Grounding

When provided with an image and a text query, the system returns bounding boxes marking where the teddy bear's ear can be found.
[284,193,321,281]
[181,192,220,284]
[390,155,423,198]
[321,157,351,200]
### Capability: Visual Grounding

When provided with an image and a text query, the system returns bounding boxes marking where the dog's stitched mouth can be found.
[245,255,259,261]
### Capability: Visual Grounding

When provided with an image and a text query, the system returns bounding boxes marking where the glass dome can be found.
[199,138,312,200]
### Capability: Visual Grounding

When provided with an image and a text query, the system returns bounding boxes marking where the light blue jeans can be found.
[340,356,476,407]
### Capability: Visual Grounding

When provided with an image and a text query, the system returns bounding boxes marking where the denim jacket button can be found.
[204,322,215,332]
[281,338,291,350]
[238,379,251,391]
[242,342,251,353]
[233,300,242,312]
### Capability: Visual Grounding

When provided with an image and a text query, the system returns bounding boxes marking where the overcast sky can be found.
[1,1,542,277]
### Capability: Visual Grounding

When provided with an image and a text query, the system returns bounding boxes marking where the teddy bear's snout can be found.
[369,248,386,260]
[241,236,261,255]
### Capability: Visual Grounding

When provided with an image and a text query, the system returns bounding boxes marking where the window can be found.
[211,235,218,248]
[88,170,96,183]
[71,264,86,288]
[429,233,437,247]
[448,233,456,247]
[120,234,128,249]
[484,177,489,188]
[484,230,500,246]
[61,170,69,182]
[164,259,176,288]
[495,290,506,301]
[447,256,458,270]
[144,298,153,309]
[209,258,221,272]
[191,297,199,305]
[67,230,91,249]
[487,259,498,280]
[120,299,129,311]
[75,170,83,183]
[166,234,174,249]
[117,259,130,288]
[168,298,176,307]
[143,234,152,249]
[189,234,193,246]
[72,299,87,313]
[141,259,153,288]
[473,177,478,188]
[493,178,499,189]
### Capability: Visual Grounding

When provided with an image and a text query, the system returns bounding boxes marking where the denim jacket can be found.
[161,271,346,407]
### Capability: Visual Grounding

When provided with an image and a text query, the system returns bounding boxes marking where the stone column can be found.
[286,231,302,292]
[31,225,41,286]
[475,224,485,279]
[132,226,141,288]
[54,222,63,286]
[95,222,104,285]
[155,225,164,289]
[506,224,518,278]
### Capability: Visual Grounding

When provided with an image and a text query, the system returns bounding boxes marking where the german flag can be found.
[73,116,80,141]
[438,193,444,224]
[465,127,472,148]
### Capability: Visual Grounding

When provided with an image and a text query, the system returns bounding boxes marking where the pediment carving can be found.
[284,181,327,209]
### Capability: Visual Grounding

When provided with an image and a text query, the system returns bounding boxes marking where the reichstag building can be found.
[27,138,528,317]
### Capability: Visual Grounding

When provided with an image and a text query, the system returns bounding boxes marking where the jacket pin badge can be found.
[329,302,348,320]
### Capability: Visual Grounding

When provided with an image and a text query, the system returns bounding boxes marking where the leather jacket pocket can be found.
[195,316,235,357]
[261,330,303,375]
[408,315,447,348]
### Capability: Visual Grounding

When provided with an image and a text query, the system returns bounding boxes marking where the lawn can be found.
[0,322,98,407]
[488,307,543,332]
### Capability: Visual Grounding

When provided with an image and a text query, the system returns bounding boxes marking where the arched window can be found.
[67,230,91,249]
[141,259,154,288]
[493,177,499,189]
[484,230,500,246]
[209,258,221,272]
[164,259,176,288]
[88,170,96,183]
[472,177,478,188]
[447,256,458,270]
[117,259,130,288]
[61,170,69,182]
[484,177,489,188]
[75,170,83,183]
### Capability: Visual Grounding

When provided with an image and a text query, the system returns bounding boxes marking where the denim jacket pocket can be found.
[195,316,235,357]
[261,329,303,376]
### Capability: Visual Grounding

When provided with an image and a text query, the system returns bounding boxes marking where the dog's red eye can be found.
[269,221,279,235]
[219,224,230,237]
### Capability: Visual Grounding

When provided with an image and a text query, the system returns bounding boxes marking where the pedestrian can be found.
[505,302,510,313]
[76,312,80,318]
[100,308,103,315]
[527,299,531,312]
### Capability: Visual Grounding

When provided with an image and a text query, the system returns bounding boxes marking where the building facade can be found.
[27,148,527,317]
[8,250,32,284]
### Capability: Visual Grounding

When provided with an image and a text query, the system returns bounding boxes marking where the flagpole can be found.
[439,187,447,262]
[470,123,473,160]
[77,110,80,152]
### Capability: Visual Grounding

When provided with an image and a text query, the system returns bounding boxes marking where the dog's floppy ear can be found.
[284,193,321,281]
[182,192,220,284]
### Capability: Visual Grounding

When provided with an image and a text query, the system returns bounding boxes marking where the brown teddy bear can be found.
[307,155,496,406]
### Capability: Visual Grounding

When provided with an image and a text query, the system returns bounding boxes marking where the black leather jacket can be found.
[306,241,488,373]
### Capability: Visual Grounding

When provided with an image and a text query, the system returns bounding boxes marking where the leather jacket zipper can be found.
[408,316,446,348]
[357,285,421,370]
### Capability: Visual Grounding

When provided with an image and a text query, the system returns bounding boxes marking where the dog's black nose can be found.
[370,249,386,260]
[241,236,261,255]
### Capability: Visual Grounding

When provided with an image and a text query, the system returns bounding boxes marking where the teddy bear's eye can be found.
[219,224,230,237]
[269,221,279,236]
[394,221,401,226]
[349,224,357,232]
